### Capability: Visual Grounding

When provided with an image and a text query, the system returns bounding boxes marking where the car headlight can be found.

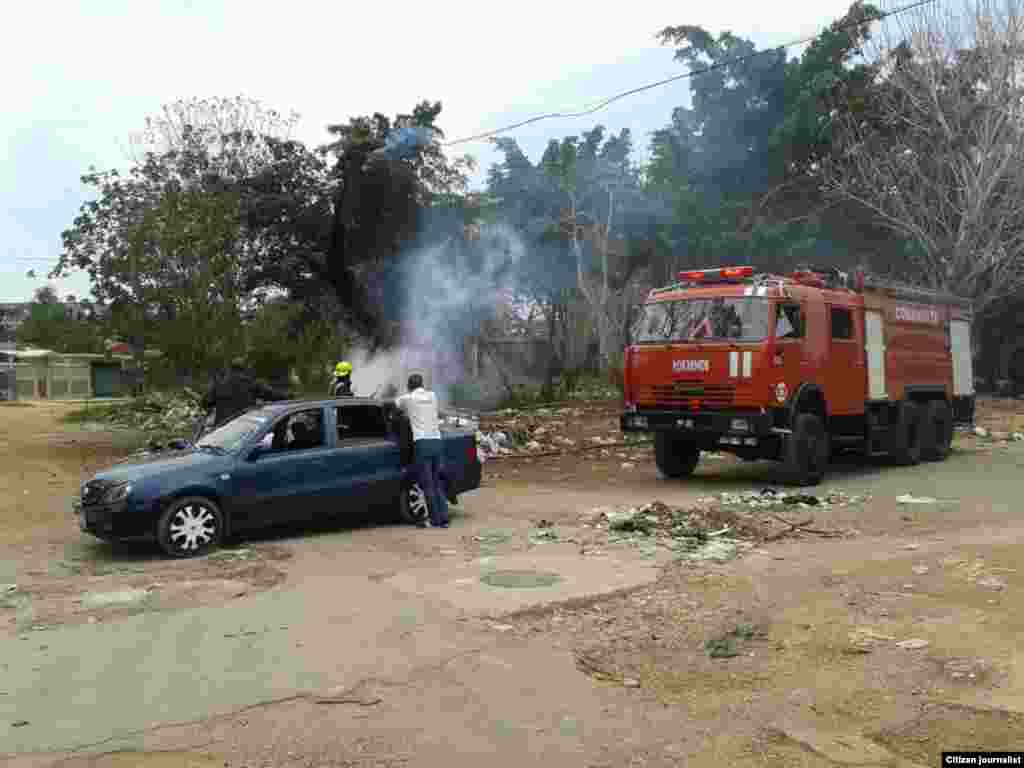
[103,482,133,504]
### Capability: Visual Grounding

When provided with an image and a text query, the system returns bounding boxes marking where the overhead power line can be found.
[442,0,939,147]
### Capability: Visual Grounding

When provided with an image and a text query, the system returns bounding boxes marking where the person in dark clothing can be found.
[201,358,292,431]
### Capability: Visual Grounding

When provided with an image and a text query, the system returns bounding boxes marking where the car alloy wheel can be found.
[406,483,429,525]
[158,497,222,557]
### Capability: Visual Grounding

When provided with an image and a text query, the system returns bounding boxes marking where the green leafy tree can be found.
[16,287,103,352]
[648,2,898,274]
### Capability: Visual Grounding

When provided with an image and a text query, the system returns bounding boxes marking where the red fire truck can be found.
[620,266,975,485]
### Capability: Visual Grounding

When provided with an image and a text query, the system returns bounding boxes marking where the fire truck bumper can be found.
[621,409,777,447]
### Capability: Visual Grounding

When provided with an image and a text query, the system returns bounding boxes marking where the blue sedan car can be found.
[74,398,482,557]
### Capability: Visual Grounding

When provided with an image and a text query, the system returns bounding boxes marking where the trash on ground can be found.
[530,528,559,543]
[896,495,939,505]
[698,488,868,510]
[896,638,930,650]
[976,576,1007,591]
[80,588,150,608]
[847,628,896,653]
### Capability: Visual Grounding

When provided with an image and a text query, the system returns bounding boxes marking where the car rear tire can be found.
[157,496,223,558]
[920,400,953,462]
[783,413,829,486]
[654,433,700,478]
[891,401,923,466]
[398,482,430,526]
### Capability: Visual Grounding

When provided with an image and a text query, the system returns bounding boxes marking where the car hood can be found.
[94,448,228,484]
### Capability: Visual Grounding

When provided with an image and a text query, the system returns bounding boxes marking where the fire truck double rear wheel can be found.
[783,412,829,486]
[891,402,924,466]
[654,433,700,478]
[920,399,953,462]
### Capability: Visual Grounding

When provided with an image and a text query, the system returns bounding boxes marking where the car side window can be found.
[260,409,325,455]
[775,303,804,340]
[336,405,390,441]
[831,307,854,340]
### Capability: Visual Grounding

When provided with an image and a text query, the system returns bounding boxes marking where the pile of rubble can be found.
[90,390,204,439]
[578,494,857,560]
[697,487,870,510]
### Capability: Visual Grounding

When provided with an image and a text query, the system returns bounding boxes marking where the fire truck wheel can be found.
[784,413,829,486]
[920,400,953,462]
[654,433,700,478]
[892,401,923,465]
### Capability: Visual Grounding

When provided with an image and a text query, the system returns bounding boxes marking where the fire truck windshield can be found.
[630,297,771,343]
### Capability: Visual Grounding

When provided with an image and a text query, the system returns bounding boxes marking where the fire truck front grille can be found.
[640,384,736,409]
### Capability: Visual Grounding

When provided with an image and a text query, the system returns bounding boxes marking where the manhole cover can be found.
[481,570,562,588]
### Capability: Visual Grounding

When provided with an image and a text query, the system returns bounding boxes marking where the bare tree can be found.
[824,0,1024,315]
[126,96,300,179]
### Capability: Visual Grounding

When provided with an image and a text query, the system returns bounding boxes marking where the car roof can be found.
[256,397,396,416]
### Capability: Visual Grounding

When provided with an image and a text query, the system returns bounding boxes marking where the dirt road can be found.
[2,400,1023,766]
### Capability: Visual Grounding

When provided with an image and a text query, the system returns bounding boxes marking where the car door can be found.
[324,404,404,515]
[230,407,334,529]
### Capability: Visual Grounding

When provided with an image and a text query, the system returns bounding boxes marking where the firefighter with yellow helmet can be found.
[332,361,354,397]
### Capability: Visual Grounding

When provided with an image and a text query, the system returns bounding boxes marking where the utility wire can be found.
[442,0,939,147]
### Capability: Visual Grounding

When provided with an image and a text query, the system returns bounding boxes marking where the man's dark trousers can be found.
[411,438,448,526]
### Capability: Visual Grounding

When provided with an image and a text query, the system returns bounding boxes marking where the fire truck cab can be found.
[621,266,975,485]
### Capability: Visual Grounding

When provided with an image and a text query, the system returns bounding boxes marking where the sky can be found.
[1,0,866,303]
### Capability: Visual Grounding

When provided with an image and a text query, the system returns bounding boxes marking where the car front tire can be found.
[157,496,223,558]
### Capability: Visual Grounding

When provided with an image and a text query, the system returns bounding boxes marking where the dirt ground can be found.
[2,397,1024,767]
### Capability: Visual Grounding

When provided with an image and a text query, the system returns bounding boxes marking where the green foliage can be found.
[16,289,104,353]
[648,3,889,274]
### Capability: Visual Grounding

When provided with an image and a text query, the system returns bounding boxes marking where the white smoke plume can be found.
[347,222,525,407]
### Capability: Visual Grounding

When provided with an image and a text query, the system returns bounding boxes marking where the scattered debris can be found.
[574,650,619,682]
[897,495,939,505]
[847,628,896,654]
[83,389,205,443]
[706,625,761,658]
[623,678,641,688]
[581,496,850,561]
[903,543,920,550]
[976,576,1007,591]
[912,565,930,575]
[80,589,150,609]
[896,638,930,650]
[974,426,990,438]
[530,528,559,543]
[620,462,636,469]
[12,720,29,728]
[698,488,868,511]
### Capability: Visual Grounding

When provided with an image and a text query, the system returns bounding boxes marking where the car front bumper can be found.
[73,498,154,540]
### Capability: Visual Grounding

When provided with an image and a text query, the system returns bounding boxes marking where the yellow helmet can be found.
[335,361,352,377]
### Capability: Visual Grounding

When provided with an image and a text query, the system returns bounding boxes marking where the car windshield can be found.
[630,297,771,343]
[197,414,268,452]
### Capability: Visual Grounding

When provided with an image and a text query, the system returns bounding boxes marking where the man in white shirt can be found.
[396,373,448,528]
